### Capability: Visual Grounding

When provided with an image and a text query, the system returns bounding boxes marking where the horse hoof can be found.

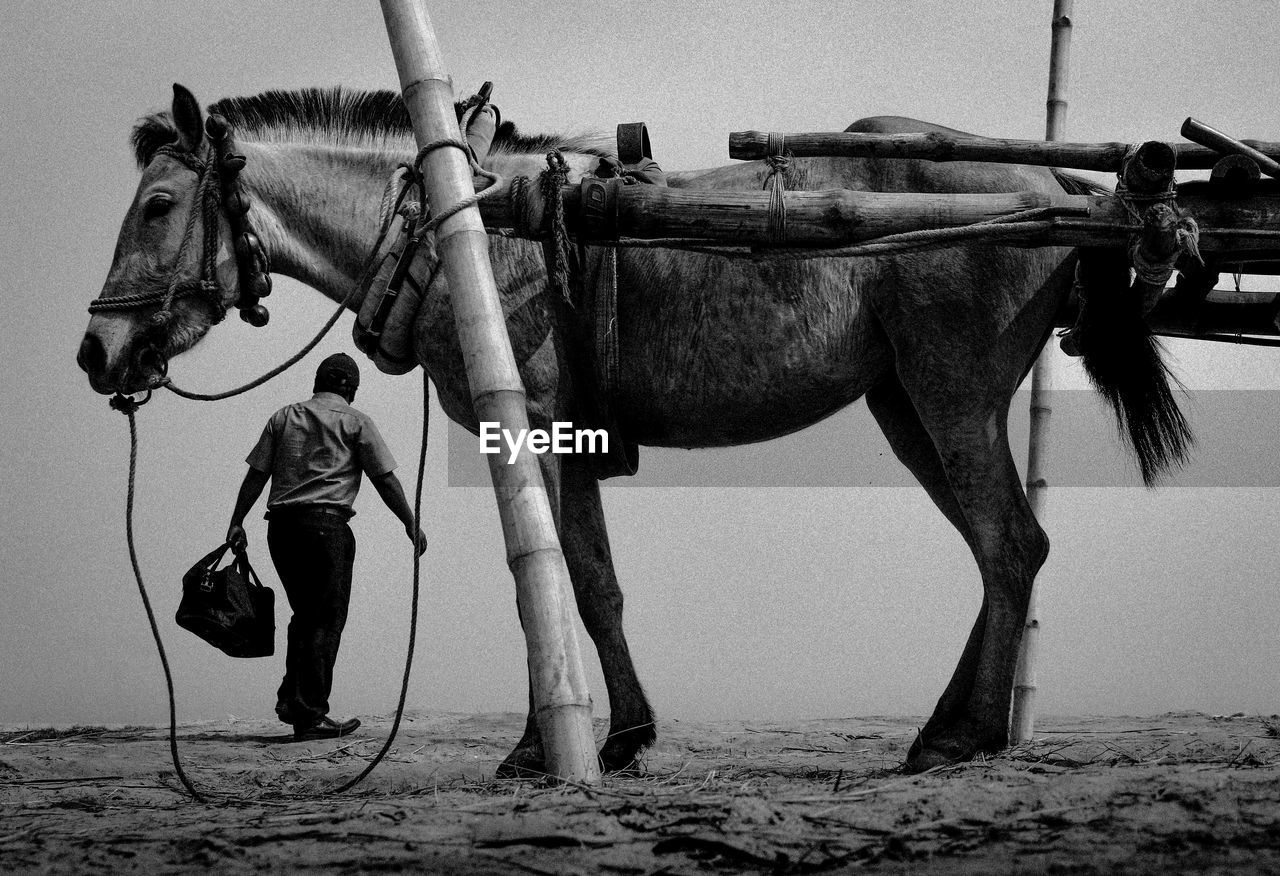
[903,745,964,774]
[599,742,645,775]
[903,724,1004,774]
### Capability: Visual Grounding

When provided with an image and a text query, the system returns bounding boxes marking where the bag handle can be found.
[232,548,267,591]
[196,542,233,571]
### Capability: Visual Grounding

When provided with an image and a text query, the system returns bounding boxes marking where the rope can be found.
[575,205,1077,260]
[411,138,505,235]
[377,167,412,234]
[113,395,207,802]
[540,151,577,307]
[112,382,429,802]
[325,370,428,795]
[508,175,542,241]
[88,284,206,313]
[764,132,789,245]
[109,114,493,801]
[161,294,352,401]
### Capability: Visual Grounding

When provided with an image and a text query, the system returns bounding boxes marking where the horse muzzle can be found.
[78,324,167,396]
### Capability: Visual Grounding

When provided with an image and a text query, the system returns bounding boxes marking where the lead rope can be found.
[113,371,429,802]
[115,102,497,799]
[113,393,207,802]
[326,370,428,796]
[110,141,442,802]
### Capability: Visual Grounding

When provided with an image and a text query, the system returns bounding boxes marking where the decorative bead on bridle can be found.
[87,113,273,330]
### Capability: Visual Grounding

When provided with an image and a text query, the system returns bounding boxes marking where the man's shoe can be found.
[293,716,361,741]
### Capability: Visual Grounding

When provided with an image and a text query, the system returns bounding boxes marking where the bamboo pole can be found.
[727,129,1280,172]
[378,0,599,784]
[1011,0,1074,746]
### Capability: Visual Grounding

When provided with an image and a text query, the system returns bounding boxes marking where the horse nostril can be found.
[78,333,106,375]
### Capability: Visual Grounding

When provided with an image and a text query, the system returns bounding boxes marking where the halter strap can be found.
[87,142,229,324]
[87,118,271,329]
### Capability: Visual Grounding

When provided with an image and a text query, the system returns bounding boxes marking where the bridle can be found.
[87,113,273,342]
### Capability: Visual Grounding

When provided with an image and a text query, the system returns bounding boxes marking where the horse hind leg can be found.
[873,379,1047,770]
[868,380,989,738]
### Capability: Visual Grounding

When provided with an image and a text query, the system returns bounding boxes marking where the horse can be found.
[79,84,1191,775]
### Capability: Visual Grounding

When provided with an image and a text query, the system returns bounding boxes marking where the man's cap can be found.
[316,352,360,388]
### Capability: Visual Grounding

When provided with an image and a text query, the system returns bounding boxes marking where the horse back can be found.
[615,117,1073,447]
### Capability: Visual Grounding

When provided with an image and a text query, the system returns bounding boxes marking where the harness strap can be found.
[87,118,272,328]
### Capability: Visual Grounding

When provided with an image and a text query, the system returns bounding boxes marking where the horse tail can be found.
[1052,170,1193,485]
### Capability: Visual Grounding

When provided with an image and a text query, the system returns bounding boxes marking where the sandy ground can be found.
[2,711,1279,874]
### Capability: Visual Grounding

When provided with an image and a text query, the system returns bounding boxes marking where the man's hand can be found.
[227,523,248,553]
[407,525,428,557]
[373,471,427,556]
[228,467,269,554]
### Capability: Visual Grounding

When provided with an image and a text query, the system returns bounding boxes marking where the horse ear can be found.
[171,83,204,152]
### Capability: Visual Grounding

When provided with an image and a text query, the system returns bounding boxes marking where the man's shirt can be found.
[246,392,397,512]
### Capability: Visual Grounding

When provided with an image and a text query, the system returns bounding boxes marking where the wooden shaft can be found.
[1121,141,1176,194]
[1012,0,1074,748]
[607,187,1051,244]
[379,0,599,784]
[481,183,1280,258]
[1149,286,1280,337]
[1182,118,1280,180]
[486,184,1056,244]
[728,129,1280,173]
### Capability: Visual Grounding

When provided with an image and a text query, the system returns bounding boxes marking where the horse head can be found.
[78,84,269,395]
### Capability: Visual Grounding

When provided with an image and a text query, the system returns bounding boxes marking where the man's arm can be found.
[226,467,270,551]
[371,470,428,556]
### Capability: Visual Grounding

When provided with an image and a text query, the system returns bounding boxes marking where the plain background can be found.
[2,1,1278,730]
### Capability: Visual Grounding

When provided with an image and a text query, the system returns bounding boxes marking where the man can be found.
[226,352,426,741]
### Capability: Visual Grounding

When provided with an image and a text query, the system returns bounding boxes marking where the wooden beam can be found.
[1149,285,1280,337]
[480,181,1280,258]
[727,129,1280,173]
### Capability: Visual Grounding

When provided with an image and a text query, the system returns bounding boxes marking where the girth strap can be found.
[567,122,668,479]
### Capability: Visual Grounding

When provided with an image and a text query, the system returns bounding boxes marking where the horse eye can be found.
[143,198,172,221]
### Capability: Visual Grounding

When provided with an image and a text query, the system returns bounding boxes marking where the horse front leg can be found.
[495,451,655,777]
[495,448,562,780]
[559,456,654,773]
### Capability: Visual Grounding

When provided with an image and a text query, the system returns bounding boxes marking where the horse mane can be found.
[130,86,611,167]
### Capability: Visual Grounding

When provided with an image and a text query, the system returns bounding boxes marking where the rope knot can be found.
[1175,214,1203,265]
[109,391,149,414]
[540,151,577,308]
[763,133,790,244]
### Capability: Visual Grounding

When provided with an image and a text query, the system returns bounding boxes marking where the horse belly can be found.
[614,255,892,447]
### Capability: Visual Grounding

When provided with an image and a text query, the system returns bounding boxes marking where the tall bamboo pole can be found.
[378,0,599,783]
[1011,0,1073,744]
